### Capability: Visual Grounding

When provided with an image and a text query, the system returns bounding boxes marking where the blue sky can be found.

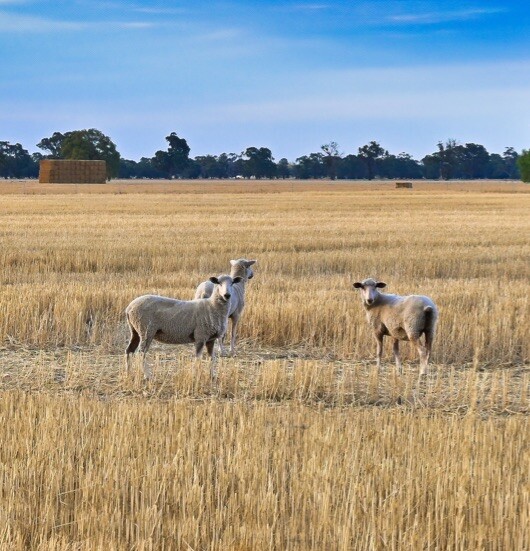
[1,1,529,161]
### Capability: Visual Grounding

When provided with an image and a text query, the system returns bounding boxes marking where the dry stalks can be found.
[0,182,528,549]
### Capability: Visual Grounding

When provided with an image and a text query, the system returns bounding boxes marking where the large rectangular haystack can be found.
[39,160,107,184]
[395,181,413,189]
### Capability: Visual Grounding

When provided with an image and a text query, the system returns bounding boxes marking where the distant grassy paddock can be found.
[0,180,528,549]
[0,177,527,194]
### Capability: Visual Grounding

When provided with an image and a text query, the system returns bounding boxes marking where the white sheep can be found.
[194,258,256,356]
[126,274,241,379]
[353,278,438,375]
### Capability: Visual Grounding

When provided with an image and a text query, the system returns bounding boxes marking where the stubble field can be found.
[0,179,528,550]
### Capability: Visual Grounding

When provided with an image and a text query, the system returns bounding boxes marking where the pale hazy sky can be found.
[1,1,529,161]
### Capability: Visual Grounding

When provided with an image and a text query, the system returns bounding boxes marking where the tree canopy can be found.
[517,150,530,183]
[152,132,191,178]
[37,129,120,178]
[0,130,526,182]
[0,141,37,178]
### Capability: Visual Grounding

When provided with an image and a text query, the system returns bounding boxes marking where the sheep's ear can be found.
[376,282,387,288]
[232,276,242,284]
[209,277,220,285]
[246,260,256,266]
[353,282,364,289]
[230,260,238,266]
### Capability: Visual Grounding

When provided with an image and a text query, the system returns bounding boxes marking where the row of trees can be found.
[1,129,529,181]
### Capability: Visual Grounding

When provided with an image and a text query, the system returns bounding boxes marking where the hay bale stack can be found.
[39,160,107,184]
[395,181,413,189]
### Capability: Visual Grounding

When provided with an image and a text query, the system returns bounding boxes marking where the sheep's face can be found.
[209,275,243,302]
[353,278,386,307]
[230,259,257,281]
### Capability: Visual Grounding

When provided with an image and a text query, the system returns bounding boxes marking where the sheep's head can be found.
[353,278,386,306]
[209,275,242,302]
[230,258,257,280]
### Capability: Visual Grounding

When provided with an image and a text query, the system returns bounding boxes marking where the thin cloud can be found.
[195,28,244,42]
[388,8,505,25]
[0,11,85,31]
[0,10,156,31]
[116,21,155,29]
[133,7,188,15]
[291,3,330,9]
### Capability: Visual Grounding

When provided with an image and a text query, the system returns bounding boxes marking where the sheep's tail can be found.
[423,306,434,321]
[423,306,435,332]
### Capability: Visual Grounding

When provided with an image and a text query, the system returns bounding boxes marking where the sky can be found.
[1,0,529,161]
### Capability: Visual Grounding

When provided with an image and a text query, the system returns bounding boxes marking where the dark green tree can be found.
[358,141,387,180]
[36,132,65,158]
[62,129,120,178]
[0,141,38,177]
[243,147,276,178]
[379,152,422,179]
[195,155,222,178]
[321,142,342,180]
[152,132,191,178]
[454,143,490,179]
[220,153,244,178]
[336,154,366,179]
[293,153,325,179]
[485,153,507,179]
[37,129,120,178]
[277,158,291,179]
[503,147,520,179]
[421,140,459,179]
[517,149,530,182]
[119,159,139,178]
[436,139,459,179]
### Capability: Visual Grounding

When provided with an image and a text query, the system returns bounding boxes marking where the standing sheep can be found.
[126,275,241,379]
[352,278,438,375]
[194,258,256,356]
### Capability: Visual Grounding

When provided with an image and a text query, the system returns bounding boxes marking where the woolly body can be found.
[354,278,438,375]
[365,293,437,342]
[126,275,239,378]
[127,294,228,345]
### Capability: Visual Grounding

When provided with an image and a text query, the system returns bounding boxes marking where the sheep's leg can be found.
[125,319,140,371]
[375,334,384,369]
[229,315,239,356]
[139,334,154,380]
[411,337,428,376]
[195,341,205,360]
[218,331,226,357]
[424,330,434,368]
[206,339,218,379]
[393,339,403,374]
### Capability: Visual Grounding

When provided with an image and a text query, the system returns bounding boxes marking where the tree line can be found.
[1,129,529,181]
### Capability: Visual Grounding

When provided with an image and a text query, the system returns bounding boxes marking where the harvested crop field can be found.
[0,180,528,550]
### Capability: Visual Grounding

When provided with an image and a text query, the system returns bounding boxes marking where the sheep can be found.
[194,258,256,356]
[125,274,241,379]
[352,278,438,375]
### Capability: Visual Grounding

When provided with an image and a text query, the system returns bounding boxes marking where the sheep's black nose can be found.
[367,299,374,305]
[224,293,231,300]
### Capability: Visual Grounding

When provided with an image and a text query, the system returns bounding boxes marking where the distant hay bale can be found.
[395,181,413,189]
[39,160,107,184]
